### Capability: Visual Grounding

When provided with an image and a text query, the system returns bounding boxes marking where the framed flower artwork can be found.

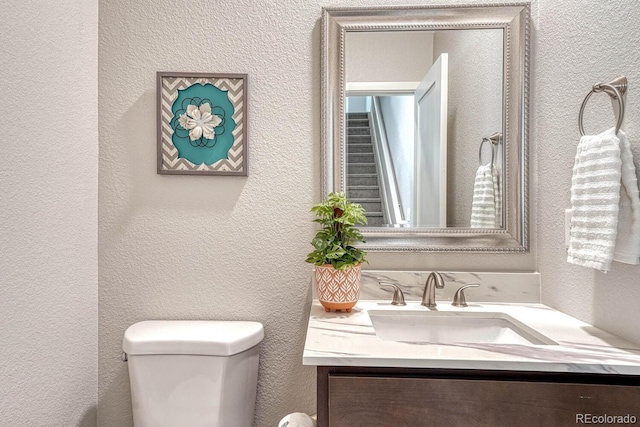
[157,72,248,175]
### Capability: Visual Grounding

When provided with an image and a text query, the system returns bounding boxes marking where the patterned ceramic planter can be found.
[314,264,361,312]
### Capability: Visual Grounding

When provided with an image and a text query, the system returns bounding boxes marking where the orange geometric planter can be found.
[314,264,361,312]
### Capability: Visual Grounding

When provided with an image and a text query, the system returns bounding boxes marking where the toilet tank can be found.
[123,320,264,427]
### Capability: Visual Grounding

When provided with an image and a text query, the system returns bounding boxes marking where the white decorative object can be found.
[179,103,222,141]
[278,412,317,427]
[157,72,249,176]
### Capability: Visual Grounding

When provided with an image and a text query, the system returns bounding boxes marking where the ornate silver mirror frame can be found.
[321,3,530,252]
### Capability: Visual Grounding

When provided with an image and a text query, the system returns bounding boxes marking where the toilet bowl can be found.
[122,320,264,427]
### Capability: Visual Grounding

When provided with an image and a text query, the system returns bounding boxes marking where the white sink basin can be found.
[368,310,557,345]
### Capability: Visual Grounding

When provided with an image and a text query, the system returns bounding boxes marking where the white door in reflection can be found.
[413,53,448,227]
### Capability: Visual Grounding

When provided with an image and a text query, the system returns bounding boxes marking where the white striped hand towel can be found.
[613,130,640,265]
[471,164,501,228]
[567,127,640,272]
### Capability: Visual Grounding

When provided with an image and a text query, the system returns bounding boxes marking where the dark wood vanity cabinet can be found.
[317,367,640,427]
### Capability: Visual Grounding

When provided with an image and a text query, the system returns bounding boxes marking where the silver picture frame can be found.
[321,3,530,252]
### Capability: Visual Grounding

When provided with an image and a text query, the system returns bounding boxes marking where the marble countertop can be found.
[303,300,640,375]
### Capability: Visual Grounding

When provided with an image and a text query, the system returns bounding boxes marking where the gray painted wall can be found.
[0,1,98,426]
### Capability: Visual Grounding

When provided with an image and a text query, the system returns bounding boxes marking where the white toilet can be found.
[122,320,264,427]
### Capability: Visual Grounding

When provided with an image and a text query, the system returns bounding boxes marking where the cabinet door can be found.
[328,375,640,427]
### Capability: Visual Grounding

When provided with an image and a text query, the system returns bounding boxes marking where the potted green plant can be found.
[306,192,367,312]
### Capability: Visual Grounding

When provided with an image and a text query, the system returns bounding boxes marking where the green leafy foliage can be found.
[305,192,367,269]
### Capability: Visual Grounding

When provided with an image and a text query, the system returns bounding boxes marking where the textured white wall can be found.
[98,2,537,426]
[91,0,640,425]
[97,1,324,425]
[433,29,504,227]
[7,1,639,426]
[0,1,98,426]
[536,0,640,344]
[346,31,434,83]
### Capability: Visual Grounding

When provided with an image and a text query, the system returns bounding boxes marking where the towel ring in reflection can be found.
[478,132,502,166]
[578,76,627,136]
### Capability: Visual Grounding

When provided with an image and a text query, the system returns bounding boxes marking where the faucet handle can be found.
[452,284,480,307]
[379,282,406,306]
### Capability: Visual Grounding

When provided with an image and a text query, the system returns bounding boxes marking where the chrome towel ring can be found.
[578,76,627,136]
[478,132,502,166]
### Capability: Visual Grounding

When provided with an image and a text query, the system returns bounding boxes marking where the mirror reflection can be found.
[344,29,504,228]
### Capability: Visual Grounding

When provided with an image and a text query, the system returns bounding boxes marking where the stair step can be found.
[347,144,373,154]
[351,197,382,203]
[366,215,385,227]
[347,112,368,120]
[347,134,372,140]
[347,187,380,199]
[348,164,377,174]
[348,153,375,163]
[347,136,372,145]
[347,174,379,186]
[353,200,384,212]
[347,119,369,127]
[347,127,371,136]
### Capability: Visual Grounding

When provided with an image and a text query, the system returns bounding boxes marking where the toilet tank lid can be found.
[122,320,264,356]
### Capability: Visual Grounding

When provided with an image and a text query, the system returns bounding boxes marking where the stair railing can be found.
[369,97,405,226]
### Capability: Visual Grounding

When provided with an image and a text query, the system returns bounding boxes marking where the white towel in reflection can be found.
[494,164,503,227]
[278,412,317,427]
[471,164,501,228]
[567,128,640,272]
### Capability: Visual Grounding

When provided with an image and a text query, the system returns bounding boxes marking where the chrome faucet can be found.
[421,272,445,308]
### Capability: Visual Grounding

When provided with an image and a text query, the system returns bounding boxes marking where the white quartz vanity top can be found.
[303,300,640,375]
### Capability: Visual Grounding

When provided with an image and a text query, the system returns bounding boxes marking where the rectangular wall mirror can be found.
[321,3,530,252]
